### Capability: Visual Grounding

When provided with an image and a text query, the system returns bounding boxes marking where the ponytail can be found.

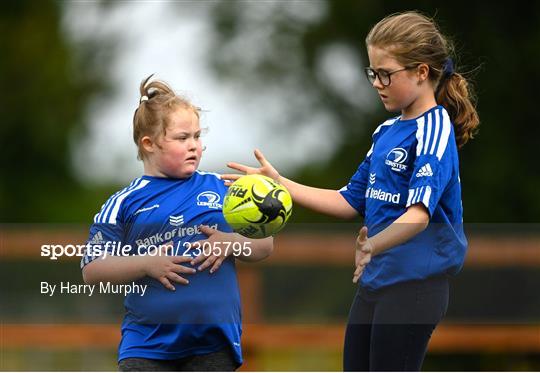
[436,72,479,148]
[133,74,200,160]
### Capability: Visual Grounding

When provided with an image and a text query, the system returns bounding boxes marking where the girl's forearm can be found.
[370,205,430,256]
[278,176,358,219]
[235,235,273,262]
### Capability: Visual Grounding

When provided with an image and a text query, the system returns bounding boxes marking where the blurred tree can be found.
[0,0,112,223]
[206,0,540,223]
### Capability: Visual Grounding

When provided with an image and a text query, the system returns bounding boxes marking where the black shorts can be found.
[118,346,238,372]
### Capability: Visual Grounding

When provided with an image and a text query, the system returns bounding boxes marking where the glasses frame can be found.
[364,66,417,87]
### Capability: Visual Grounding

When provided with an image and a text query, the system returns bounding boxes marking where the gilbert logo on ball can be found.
[223,175,293,238]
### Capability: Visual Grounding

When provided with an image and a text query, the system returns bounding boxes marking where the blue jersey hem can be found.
[118,342,243,365]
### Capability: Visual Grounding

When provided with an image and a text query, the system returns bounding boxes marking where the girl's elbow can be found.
[418,211,430,231]
[263,238,274,257]
[255,237,274,260]
[82,264,99,285]
[82,267,92,284]
[409,204,430,230]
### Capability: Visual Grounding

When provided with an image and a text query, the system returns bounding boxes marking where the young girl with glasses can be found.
[223,11,479,371]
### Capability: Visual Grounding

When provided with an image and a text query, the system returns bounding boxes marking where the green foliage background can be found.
[2,1,540,223]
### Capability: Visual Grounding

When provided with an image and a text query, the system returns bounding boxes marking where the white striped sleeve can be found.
[406,186,432,209]
[429,110,440,155]
[107,179,150,224]
[94,178,140,223]
[80,249,97,268]
[415,116,425,156]
[81,223,125,268]
[423,111,433,155]
[416,108,452,161]
[408,107,456,216]
[436,109,452,160]
[83,179,150,268]
[94,178,150,225]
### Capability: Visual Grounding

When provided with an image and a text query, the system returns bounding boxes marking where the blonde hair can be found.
[133,75,200,160]
[366,11,479,148]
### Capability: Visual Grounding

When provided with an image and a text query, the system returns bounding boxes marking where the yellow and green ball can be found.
[223,175,293,238]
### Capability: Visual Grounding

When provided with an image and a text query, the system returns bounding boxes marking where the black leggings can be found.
[343,275,449,371]
[118,347,238,372]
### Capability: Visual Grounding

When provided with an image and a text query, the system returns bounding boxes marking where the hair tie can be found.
[140,95,149,103]
[443,58,454,77]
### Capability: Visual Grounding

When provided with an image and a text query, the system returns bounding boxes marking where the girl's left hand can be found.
[190,225,234,274]
[353,226,373,283]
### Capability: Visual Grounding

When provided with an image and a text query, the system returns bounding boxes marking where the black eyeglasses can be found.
[364,66,417,86]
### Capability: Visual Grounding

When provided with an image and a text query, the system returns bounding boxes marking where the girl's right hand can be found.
[221,149,280,185]
[353,226,373,284]
[143,242,196,291]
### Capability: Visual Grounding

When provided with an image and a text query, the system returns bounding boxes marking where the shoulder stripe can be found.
[436,109,452,160]
[98,178,142,224]
[416,108,451,160]
[423,111,433,155]
[95,188,123,223]
[429,109,441,155]
[415,116,425,156]
[107,179,150,224]
[95,178,140,223]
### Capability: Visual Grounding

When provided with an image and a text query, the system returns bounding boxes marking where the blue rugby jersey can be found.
[81,170,243,364]
[340,105,467,290]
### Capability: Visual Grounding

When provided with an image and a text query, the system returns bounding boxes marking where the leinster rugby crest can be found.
[196,191,222,209]
[385,148,408,172]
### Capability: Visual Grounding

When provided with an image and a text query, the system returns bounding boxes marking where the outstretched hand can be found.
[353,226,373,284]
[221,149,280,186]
